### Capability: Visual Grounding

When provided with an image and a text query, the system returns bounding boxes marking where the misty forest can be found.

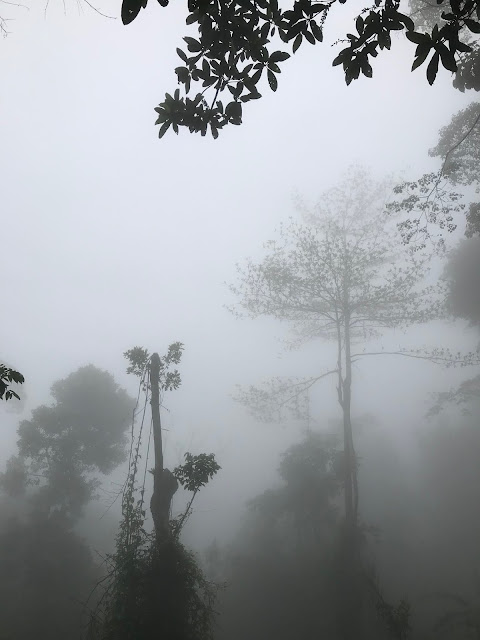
[1,0,480,639]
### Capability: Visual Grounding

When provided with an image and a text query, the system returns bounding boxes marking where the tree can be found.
[0,364,133,640]
[1,365,135,520]
[120,0,480,138]
[0,509,99,640]
[231,168,441,529]
[216,431,410,640]
[248,431,342,547]
[217,432,345,640]
[444,235,480,324]
[427,236,480,415]
[229,167,444,638]
[89,344,220,640]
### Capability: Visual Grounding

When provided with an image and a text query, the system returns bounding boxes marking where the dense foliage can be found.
[120,0,480,137]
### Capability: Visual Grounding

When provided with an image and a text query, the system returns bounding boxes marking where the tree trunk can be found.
[337,285,364,640]
[149,353,178,540]
[343,313,358,527]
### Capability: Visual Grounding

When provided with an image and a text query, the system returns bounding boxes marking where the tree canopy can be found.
[120,0,480,137]
[1,365,135,520]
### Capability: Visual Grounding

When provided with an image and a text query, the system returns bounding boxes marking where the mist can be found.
[1,1,480,639]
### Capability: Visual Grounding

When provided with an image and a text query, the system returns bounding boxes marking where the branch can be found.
[235,369,339,422]
[351,349,480,367]
[80,0,116,19]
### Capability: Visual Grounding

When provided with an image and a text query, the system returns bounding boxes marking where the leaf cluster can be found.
[122,0,479,137]
[124,342,184,391]
[174,452,221,493]
[388,172,464,250]
[0,363,24,401]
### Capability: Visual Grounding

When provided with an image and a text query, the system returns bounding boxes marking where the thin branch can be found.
[80,0,116,19]
[351,350,480,366]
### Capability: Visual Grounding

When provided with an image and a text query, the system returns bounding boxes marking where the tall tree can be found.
[229,167,445,638]
[231,168,440,529]
[120,0,479,137]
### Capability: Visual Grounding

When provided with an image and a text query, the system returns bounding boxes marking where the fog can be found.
[1,1,480,639]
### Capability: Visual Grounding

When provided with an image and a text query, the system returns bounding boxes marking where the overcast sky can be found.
[2,0,478,547]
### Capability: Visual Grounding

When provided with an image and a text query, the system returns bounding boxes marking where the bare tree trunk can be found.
[149,353,178,540]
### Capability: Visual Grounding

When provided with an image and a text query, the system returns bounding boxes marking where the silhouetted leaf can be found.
[267,69,278,91]
[426,50,439,84]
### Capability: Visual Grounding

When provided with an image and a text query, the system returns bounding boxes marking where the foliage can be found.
[425,237,480,416]
[408,0,480,90]
[1,366,134,520]
[248,432,342,541]
[0,510,98,640]
[377,598,412,639]
[89,514,217,640]
[170,452,221,537]
[368,573,412,640]
[444,236,480,324]
[216,432,405,640]
[230,168,441,422]
[90,452,218,640]
[121,0,479,137]
[174,452,221,493]
[216,433,343,640]
[431,588,480,639]
[124,342,184,391]
[428,373,480,416]
[388,101,480,248]
[0,364,24,401]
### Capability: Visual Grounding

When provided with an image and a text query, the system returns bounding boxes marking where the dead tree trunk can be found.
[149,353,178,540]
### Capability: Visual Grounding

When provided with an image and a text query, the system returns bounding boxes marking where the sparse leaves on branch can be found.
[389,102,480,248]
[124,342,184,390]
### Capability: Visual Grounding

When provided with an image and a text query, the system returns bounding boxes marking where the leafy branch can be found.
[121,0,480,138]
